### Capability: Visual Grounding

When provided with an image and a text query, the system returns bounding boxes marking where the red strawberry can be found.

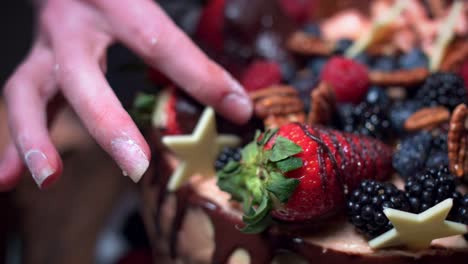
[196,0,225,52]
[321,56,370,104]
[152,89,203,135]
[240,60,282,92]
[217,123,392,232]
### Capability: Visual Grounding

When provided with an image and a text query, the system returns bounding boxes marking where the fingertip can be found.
[0,144,24,191]
[216,73,253,124]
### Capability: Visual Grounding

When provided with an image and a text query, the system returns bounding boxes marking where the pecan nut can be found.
[286,31,334,56]
[369,67,429,87]
[308,81,336,126]
[404,106,450,132]
[448,104,468,179]
[249,85,306,129]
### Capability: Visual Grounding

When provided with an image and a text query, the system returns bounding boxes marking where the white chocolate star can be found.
[162,107,241,191]
[369,199,468,250]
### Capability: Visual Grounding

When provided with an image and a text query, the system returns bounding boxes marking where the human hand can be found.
[0,0,252,190]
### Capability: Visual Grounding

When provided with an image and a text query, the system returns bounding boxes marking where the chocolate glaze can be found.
[147,129,468,264]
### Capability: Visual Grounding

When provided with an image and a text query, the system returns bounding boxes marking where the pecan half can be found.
[286,31,334,56]
[308,81,336,126]
[249,85,306,129]
[440,39,468,72]
[404,106,450,132]
[448,104,468,179]
[369,67,429,87]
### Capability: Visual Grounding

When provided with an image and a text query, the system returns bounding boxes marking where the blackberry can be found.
[450,194,468,241]
[415,72,466,110]
[338,102,392,140]
[215,147,241,171]
[347,180,410,238]
[404,167,458,213]
[398,48,428,69]
[365,86,391,108]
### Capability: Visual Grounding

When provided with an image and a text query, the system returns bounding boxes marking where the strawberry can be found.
[321,56,370,104]
[217,123,392,233]
[240,60,282,92]
[195,0,225,52]
[152,89,203,135]
[278,0,316,25]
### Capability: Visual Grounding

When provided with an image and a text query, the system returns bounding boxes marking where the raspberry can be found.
[240,60,282,92]
[347,180,410,238]
[321,56,370,103]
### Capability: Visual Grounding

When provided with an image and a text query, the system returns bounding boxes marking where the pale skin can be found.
[0,0,253,190]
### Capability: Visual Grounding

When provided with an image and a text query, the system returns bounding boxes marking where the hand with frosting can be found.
[0,0,252,190]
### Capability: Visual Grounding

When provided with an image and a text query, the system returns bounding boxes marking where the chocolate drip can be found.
[298,124,342,193]
[169,186,193,259]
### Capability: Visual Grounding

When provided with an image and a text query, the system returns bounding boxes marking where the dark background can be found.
[0,1,33,87]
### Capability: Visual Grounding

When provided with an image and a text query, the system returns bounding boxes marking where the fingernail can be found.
[224,72,247,95]
[221,93,253,124]
[24,150,55,188]
[110,138,149,183]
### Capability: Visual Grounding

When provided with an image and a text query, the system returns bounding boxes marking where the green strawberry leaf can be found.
[241,141,258,164]
[266,171,300,203]
[239,213,272,234]
[276,157,303,173]
[242,194,271,225]
[258,128,278,146]
[269,136,302,162]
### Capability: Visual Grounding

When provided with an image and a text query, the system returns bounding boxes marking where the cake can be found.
[135,0,468,263]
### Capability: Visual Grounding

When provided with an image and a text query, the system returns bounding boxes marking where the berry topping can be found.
[290,70,319,111]
[347,180,410,238]
[337,101,392,140]
[215,147,241,171]
[302,22,321,37]
[321,56,370,103]
[389,100,422,134]
[398,48,428,69]
[217,124,393,233]
[459,59,468,90]
[414,72,467,110]
[371,56,398,72]
[393,130,449,178]
[196,0,225,51]
[404,167,458,213]
[306,56,327,75]
[451,194,468,241]
[240,60,282,92]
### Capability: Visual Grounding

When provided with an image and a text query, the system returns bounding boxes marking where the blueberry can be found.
[334,38,353,55]
[290,70,319,112]
[389,100,422,134]
[354,53,371,67]
[398,48,428,69]
[393,131,433,178]
[279,59,297,83]
[365,86,390,107]
[306,56,328,75]
[302,23,321,37]
[371,56,398,71]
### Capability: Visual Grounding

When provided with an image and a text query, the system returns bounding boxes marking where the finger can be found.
[0,143,24,191]
[52,37,150,183]
[97,0,253,124]
[2,44,63,189]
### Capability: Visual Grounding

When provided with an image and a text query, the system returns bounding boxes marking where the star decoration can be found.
[162,107,241,191]
[369,199,468,250]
